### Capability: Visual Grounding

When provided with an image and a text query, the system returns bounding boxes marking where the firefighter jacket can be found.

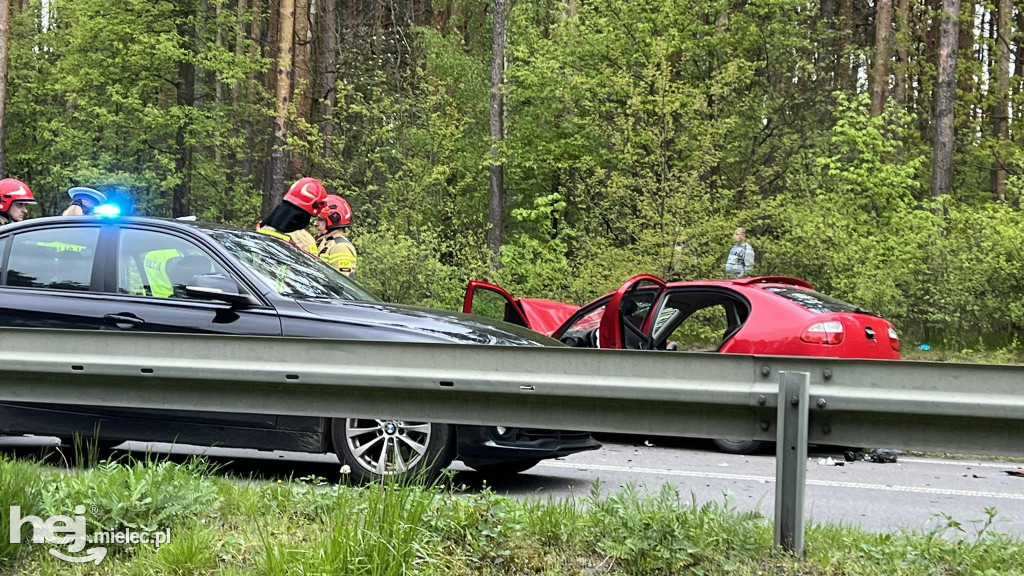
[316,228,357,279]
[257,225,318,255]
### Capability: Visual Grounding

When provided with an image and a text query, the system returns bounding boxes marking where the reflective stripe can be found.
[257,227,290,242]
[36,241,86,253]
[322,252,356,269]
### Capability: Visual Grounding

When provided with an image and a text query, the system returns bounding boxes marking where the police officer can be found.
[0,178,37,226]
[62,187,107,216]
[315,195,358,279]
[257,177,328,254]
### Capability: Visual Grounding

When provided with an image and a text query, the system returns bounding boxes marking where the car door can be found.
[97,226,281,337]
[463,281,531,328]
[649,287,751,352]
[81,225,283,430]
[597,274,668,350]
[0,224,107,330]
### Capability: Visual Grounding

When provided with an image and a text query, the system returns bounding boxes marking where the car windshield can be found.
[206,228,379,302]
[762,286,872,315]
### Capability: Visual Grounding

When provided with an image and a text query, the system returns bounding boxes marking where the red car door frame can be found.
[463,280,531,328]
[597,274,668,349]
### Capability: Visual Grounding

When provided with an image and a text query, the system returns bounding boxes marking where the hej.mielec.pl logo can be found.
[9,505,171,565]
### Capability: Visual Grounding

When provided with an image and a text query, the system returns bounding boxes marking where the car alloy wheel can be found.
[332,418,454,483]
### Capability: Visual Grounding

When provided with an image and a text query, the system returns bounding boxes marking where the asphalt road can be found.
[2,434,1022,538]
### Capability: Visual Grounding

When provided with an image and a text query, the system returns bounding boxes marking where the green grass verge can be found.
[0,453,1021,575]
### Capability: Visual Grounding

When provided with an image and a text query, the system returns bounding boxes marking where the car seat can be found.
[54,250,93,290]
[165,254,215,297]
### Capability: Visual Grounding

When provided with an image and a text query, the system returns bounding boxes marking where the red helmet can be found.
[321,195,352,228]
[283,177,328,215]
[0,178,36,213]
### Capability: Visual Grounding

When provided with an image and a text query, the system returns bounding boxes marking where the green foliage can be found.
[144,523,220,575]
[42,457,219,538]
[3,0,1024,346]
[4,457,1024,574]
[0,456,46,565]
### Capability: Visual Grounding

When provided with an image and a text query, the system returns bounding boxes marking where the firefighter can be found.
[315,195,357,280]
[0,178,36,226]
[256,177,328,254]
[62,187,107,216]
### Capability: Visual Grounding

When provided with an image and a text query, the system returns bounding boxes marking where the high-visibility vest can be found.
[141,249,182,298]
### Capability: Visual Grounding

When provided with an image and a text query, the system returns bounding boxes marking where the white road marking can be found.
[539,461,1024,501]
[901,457,1024,469]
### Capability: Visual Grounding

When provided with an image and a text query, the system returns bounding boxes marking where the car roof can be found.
[0,215,247,236]
[665,276,814,290]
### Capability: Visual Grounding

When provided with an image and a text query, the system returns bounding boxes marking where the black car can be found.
[0,216,599,481]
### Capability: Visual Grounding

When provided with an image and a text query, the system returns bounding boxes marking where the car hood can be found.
[295,299,563,347]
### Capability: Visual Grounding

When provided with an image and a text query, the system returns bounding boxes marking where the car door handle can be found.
[103,313,145,329]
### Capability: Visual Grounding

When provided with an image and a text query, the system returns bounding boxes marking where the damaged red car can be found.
[464,275,901,454]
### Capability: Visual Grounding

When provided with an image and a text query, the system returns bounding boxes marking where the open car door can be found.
[597,274,668,350]
[463,281,579,336]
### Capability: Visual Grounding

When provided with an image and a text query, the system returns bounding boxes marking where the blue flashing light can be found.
[94,203,122,218]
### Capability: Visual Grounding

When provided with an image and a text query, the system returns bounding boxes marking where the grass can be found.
[900,339,1024,364]
[0,454,1022,575]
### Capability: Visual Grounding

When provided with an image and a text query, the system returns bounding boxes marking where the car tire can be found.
[712,438,764,455]
[465,458,542,477]
[330,418,454,484]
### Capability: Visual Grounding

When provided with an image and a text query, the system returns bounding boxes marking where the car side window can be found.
[559,304,607,346]
[118,229,229,299]
[656,291,750,351]
[3,228,100,291]
[664,306,729,350]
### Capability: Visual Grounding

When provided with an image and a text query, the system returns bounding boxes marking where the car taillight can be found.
[801,320,844,345]
[887,326,900,352]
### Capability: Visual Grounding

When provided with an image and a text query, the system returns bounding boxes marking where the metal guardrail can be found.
[0,328,1022,554]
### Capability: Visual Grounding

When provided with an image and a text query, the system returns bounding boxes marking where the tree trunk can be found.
[955,1,975,126]
[834,0,853,90]
[990,0,1010,200]
[1015,9,1024,139]
[487,0,506,269]
[870,0,893,116]
[931,0,960,198]
[291,0,311,174]
[233,0,248,107]
[175,2,198,218]
[919,0,942,136]
[893,0,910,105]
[319,0,338,159]
[264,0,296,214]
[0,0,9,176]
[243,0,263,185]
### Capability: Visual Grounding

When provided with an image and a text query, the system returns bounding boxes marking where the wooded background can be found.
[0,0,1023,346]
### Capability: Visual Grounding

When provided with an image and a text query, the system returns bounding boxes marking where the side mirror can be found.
[185,274,255,306]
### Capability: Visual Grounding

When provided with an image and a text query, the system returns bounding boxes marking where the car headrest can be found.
[166,254,214,288]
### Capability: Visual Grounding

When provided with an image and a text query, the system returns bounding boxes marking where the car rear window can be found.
[762,286,869,314]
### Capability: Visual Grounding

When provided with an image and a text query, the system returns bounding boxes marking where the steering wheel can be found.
[620,310,654,350]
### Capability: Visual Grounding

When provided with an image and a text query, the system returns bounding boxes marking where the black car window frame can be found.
[108,225,271,307]
[0,236,9,280]
[0,225,104,292]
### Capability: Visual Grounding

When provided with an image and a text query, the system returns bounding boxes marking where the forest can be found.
[0,0,1022,347]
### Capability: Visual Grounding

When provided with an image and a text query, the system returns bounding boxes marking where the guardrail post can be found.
[774,370,809,556]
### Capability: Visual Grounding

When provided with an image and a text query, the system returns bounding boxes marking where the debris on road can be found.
[868,448,899,463]
[844,451,866,462]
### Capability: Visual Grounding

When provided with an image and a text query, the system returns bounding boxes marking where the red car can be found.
[464,274,901,453]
